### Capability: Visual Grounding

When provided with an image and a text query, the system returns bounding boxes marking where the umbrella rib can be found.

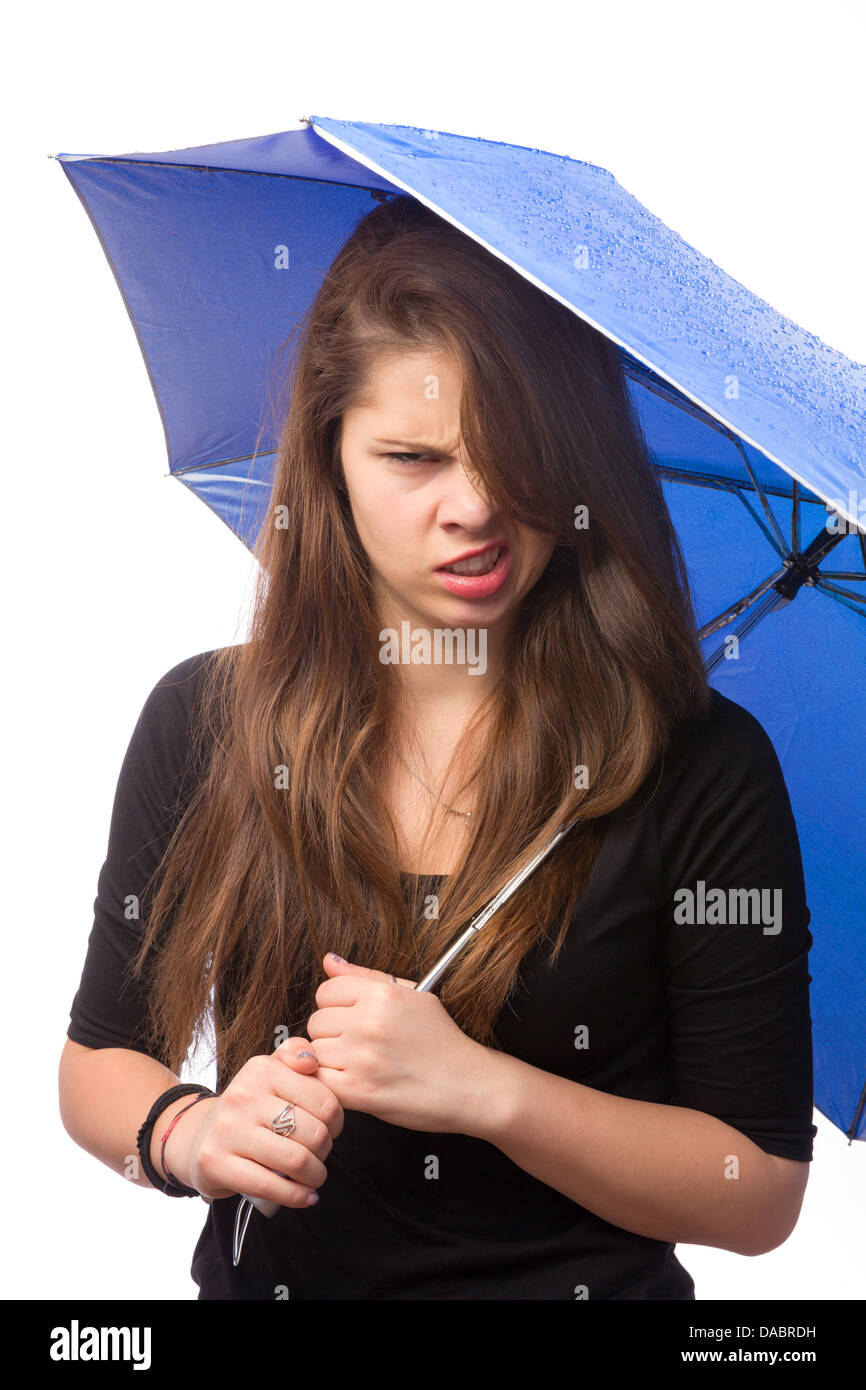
[813,589,866,618]
[847,1077,866,1143]
[813,578,866,604]
[734,440,790,556]
[170,450,277,477]
[658,465,809,502]
[702,587,787,673]
[623,459,813,564]
[622,360,735,437]
[86,154,392,196]
[731,487,790,559]
[697,568,788,641]
[701,521,856,656]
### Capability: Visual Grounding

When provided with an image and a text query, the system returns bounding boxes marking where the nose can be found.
[438,455,500,526]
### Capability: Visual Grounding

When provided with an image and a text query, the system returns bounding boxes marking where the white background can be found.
[4,0,863,1302]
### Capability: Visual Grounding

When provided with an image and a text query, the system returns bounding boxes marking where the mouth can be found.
[434,543,511,598]
[437,544,506,576]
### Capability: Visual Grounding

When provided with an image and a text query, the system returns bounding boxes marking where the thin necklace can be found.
[390,743,473,820]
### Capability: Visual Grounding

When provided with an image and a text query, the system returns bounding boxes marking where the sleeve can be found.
[654,692,817,1162]
[66,650,216,1064]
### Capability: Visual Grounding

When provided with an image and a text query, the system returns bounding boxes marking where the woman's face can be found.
[339,350,556,634]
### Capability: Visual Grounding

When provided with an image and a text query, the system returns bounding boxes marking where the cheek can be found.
[347,484,390,550]
[518,534,554,573]
[356,500,418,575]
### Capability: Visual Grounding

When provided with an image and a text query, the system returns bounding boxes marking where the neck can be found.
[376,600,510,724]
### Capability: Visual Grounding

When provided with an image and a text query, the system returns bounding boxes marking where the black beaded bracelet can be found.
[136,1083,216,1197]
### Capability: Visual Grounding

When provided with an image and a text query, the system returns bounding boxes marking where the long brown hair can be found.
[130,193,710,1084]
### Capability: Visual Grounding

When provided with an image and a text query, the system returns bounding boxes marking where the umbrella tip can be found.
[298,116,312,125]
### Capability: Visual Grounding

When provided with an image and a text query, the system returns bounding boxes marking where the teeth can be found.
[443,546,502,576]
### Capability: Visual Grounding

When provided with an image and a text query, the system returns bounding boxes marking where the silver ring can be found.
[387,973,396,983]
[272,1102,296,1137]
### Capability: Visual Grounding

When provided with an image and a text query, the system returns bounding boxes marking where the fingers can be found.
[215,1153,324,1210]
[272,1046,344,1139]
[247,1110,331,1187]
[275,1037,320,1063]
[195,1090,332,1209]
[191,1045,346,1208]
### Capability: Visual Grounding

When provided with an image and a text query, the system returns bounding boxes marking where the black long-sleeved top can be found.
[66,649,816,1299]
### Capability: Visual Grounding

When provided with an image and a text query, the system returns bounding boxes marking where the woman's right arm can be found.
[62,655,342,1208]
[58,1037,201,1189]
[58,1036,341,1207]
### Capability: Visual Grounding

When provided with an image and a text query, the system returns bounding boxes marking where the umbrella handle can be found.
[243,1194,279,1218]
[232,1193,279,1266]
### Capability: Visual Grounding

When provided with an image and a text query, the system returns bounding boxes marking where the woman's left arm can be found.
[310,955,809,1255]
[313,703,814,1257]
[460,1044,809,1257]
[312,948,809,1258]
[460,699,814,1257]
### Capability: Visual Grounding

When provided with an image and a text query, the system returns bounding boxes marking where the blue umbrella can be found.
[55,117,866,1145]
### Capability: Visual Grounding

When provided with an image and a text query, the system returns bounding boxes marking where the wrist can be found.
[152,1094,216,1191]
[459,1043,525,1146]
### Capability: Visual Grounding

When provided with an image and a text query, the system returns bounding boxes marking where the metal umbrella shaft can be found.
[414,815,581,993]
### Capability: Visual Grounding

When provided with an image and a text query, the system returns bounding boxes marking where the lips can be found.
[439,544,504,576]
[434,543,511,598]
[437,541,507,573]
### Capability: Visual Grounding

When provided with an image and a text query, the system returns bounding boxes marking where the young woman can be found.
[59,194,815,1300]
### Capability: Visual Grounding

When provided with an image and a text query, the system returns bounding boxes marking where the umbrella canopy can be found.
[56,117,866,1143]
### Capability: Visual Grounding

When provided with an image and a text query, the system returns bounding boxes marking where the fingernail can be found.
[328,952,346,963]
[306,1192,319,1206]
[297,1049,316,1059]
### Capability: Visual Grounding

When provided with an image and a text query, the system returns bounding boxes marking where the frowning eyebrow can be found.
[371,438,457,451]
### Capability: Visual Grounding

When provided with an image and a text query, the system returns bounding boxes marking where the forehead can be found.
[347,350,464,450]
[362,349,462,399]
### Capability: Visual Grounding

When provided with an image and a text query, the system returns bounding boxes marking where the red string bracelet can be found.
[160,1092,214,1187]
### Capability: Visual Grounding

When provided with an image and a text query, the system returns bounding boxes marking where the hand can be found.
[164,1038,344,1209]
[305,953,494,1134]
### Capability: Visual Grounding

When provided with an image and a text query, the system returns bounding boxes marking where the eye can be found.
[382,452,435,467]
